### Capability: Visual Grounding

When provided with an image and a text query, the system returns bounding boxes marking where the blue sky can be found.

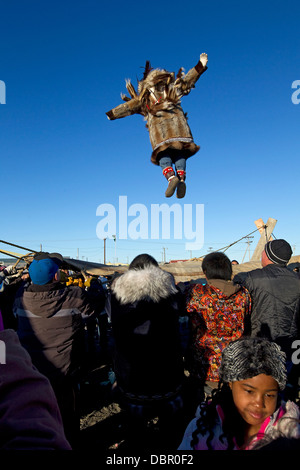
[1,0,299,265]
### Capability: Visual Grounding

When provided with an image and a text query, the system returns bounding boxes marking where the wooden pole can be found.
[251,218,277,261]
[0,239,38,254]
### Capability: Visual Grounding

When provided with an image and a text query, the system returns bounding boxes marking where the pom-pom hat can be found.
[219,337,287,391]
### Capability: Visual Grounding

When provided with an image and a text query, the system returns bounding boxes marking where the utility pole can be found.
[112,235,117,263]
[242,236,254,263]
[251,217,277,261]
[103,238,107,265]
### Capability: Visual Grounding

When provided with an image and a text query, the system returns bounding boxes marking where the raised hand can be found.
[200,53,208,67]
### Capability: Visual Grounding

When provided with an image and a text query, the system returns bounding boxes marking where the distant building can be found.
[0,258,27,268]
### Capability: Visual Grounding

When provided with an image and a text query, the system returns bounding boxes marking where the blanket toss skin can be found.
[106,53,208,198]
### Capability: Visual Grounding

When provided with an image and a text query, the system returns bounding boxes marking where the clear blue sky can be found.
[1,0,299,265]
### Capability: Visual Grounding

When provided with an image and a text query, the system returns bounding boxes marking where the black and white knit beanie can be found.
[265,239,292,266]
[219,337,287,391]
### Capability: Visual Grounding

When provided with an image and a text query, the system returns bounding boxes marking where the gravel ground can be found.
[78,358,196,453]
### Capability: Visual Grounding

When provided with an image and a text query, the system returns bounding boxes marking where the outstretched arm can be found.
[106,97,142,120]
[179,53,208,93]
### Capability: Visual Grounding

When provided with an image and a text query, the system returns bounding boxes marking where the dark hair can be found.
[190,383,238,450]
[201,252,232,281]
[129,253,159,270]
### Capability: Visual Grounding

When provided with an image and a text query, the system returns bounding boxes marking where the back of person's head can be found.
[264,239,293,266]
[201,252,232,281]
[129,253,159,270]
[28,252,63,286]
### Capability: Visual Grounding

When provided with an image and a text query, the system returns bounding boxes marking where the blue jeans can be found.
[158,154,186,172]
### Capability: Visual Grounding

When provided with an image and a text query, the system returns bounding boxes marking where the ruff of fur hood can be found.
[111,265,178,304]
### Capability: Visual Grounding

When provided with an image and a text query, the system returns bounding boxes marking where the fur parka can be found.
[109,265,184,397]
[111,264,178,304]
[106,59,207,165]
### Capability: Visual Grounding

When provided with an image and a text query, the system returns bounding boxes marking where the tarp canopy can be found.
[62,254,300,283]
[1,242,299,283]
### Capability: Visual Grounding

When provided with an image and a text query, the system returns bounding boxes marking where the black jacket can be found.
[109,265,184,397]
[234,264,300,358]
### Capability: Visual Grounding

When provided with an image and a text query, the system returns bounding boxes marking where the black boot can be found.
[176,170,186,199]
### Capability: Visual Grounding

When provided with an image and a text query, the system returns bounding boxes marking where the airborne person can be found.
[106,53,208,199]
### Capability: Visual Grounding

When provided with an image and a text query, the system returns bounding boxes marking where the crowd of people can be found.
[0,238,300,451]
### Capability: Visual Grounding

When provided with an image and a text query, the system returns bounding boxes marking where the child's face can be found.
[229,373,279,437]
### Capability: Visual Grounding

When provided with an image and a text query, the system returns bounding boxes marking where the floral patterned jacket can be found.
[186,279,251,382]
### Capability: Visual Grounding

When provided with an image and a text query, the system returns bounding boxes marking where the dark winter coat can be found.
[109,265,184,398]
[0,329,71,450]
[13,281,95,382]
[234,264,300,358]
[106,59,207,165]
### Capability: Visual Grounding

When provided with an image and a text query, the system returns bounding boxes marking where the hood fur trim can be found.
[121,68,191,116]
[138,69,175,94]
[111,265,178,304]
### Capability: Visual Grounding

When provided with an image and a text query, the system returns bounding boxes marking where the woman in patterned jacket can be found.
[185,252,251,400]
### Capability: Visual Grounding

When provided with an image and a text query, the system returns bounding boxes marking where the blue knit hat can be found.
[29,252,63,285]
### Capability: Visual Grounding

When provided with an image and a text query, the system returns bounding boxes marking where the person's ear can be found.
[54,270,61,281]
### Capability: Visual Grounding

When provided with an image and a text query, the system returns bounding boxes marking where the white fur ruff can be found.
[111,265,178,305]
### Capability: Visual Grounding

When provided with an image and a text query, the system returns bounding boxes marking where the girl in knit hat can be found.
[178,337,300,450]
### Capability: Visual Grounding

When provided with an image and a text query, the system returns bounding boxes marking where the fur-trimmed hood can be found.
[111,265,178,305]
[137,69,176,95]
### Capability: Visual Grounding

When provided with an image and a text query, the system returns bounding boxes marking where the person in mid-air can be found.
[106,53,208,199]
